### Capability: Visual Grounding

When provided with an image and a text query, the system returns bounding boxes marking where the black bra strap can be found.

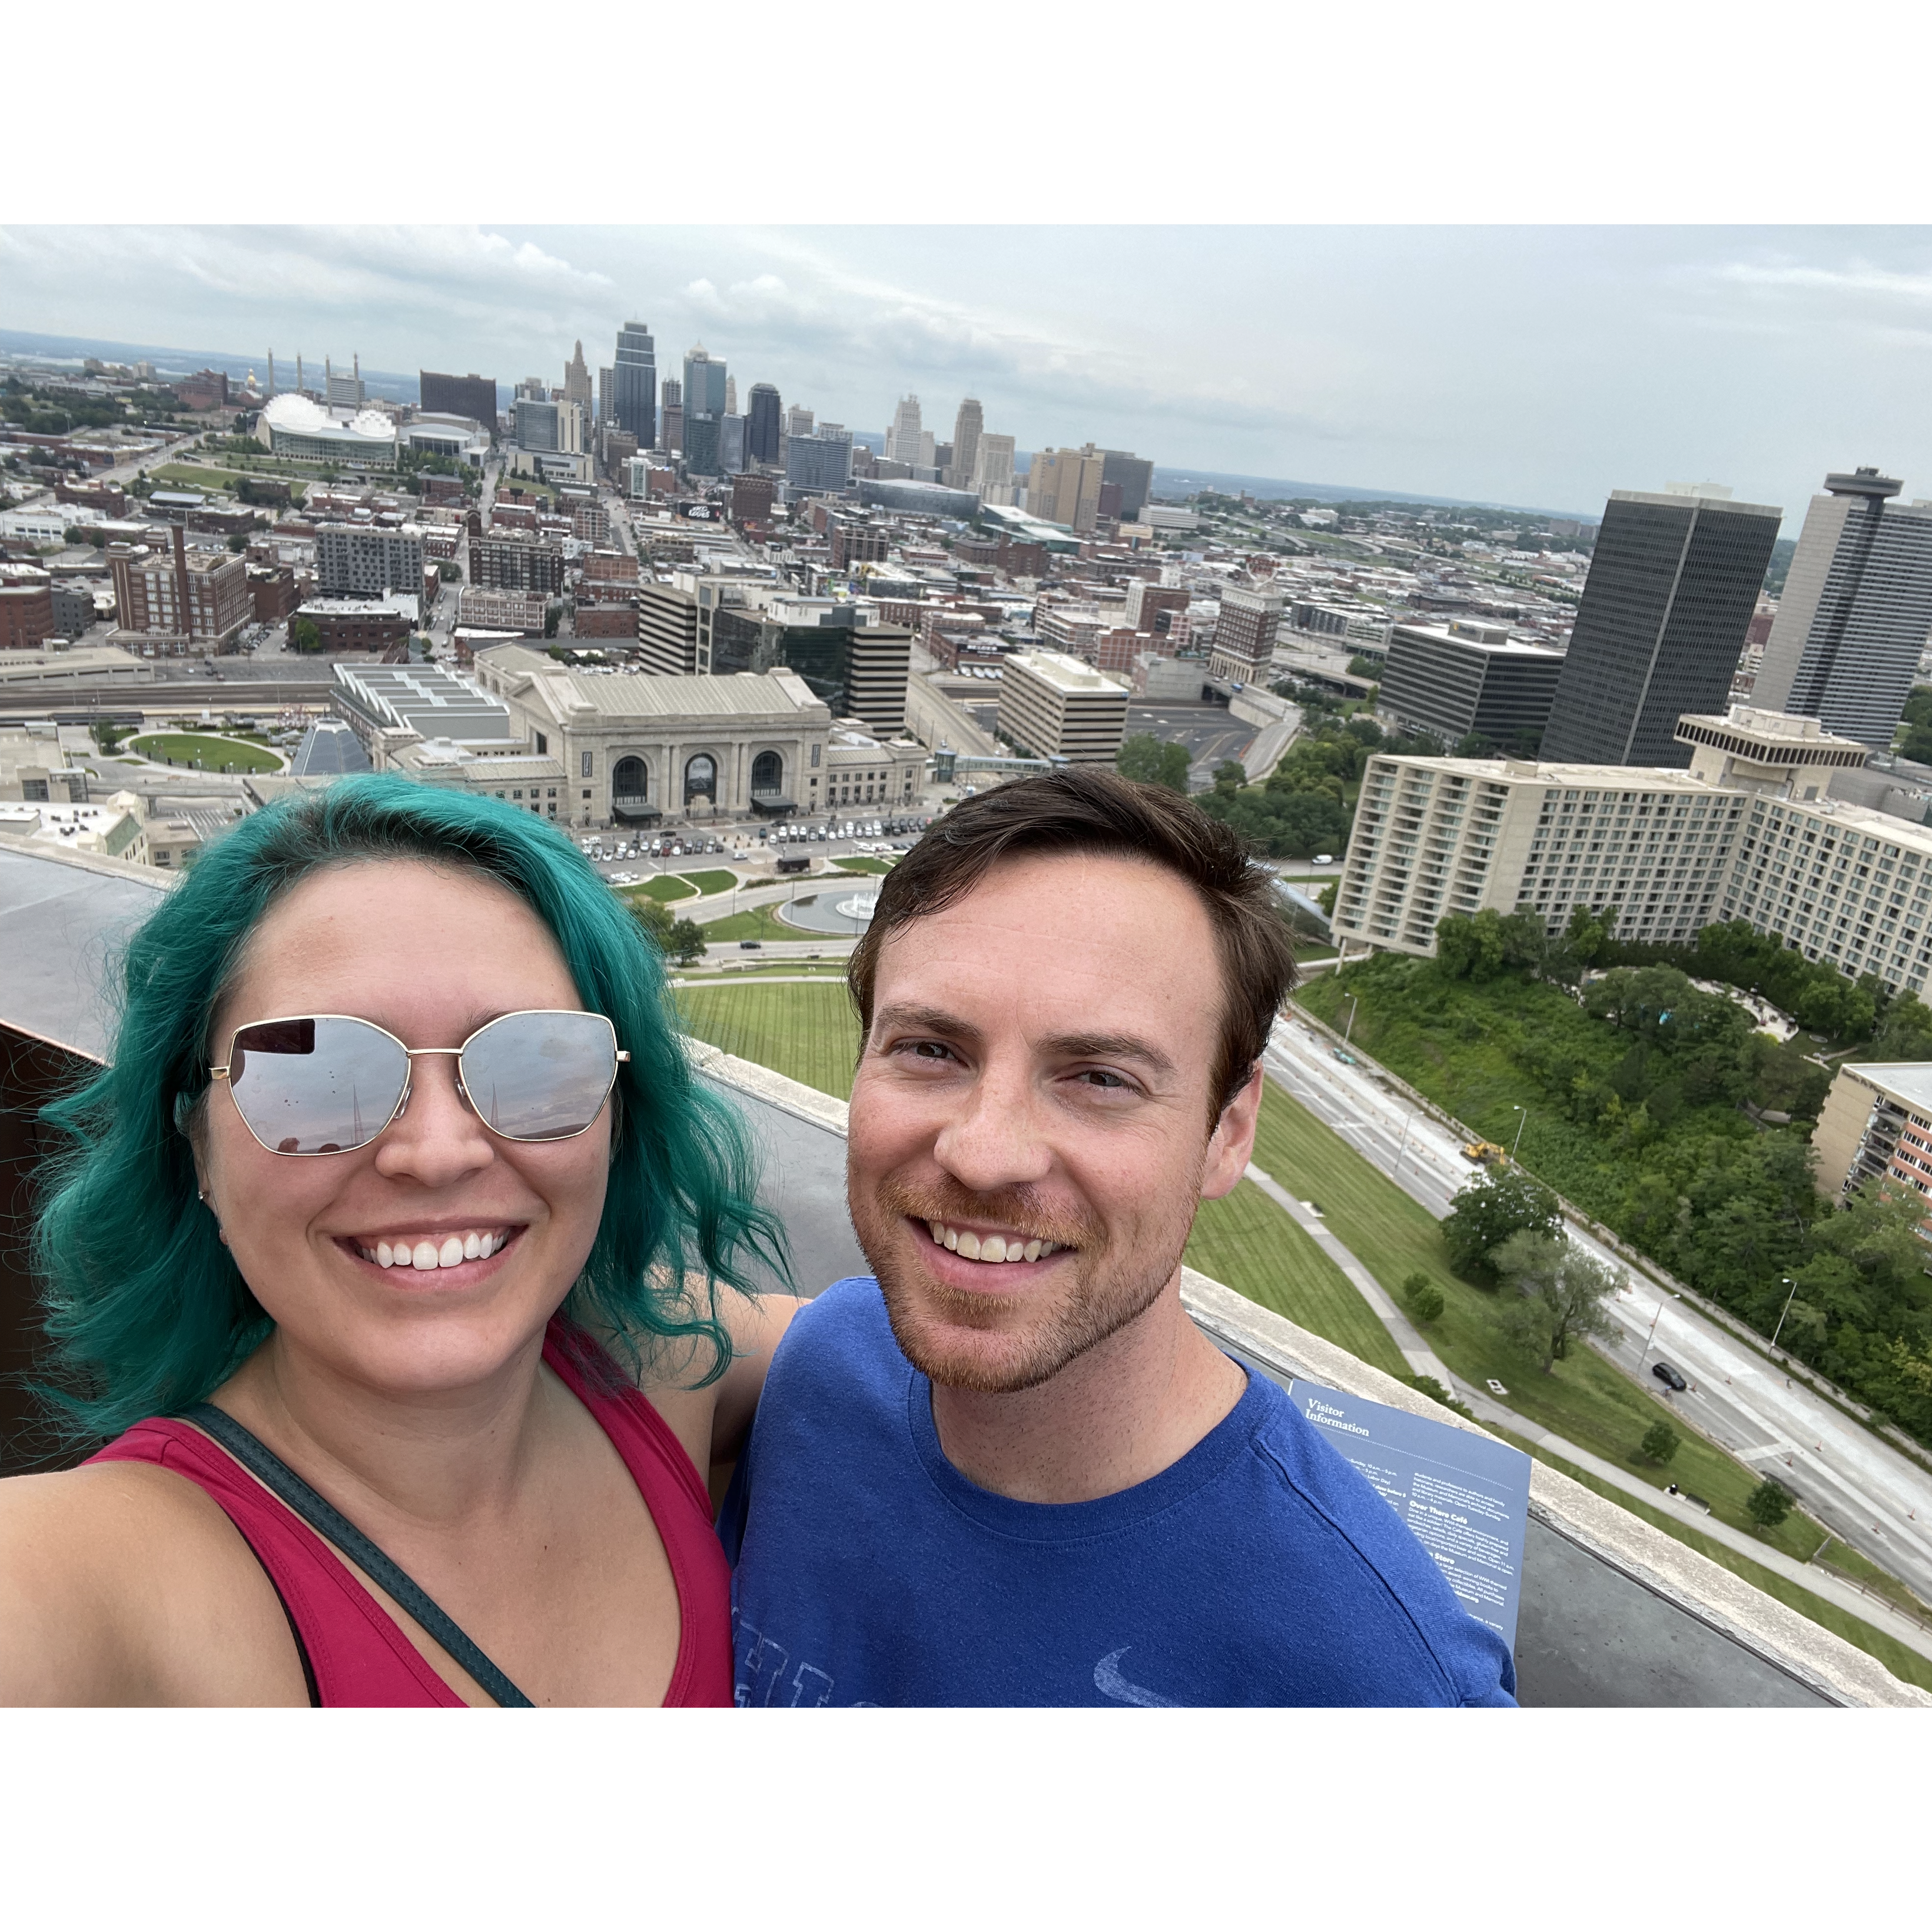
[182,1403,534,1709]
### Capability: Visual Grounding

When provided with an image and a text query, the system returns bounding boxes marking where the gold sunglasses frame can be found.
[208,1009,630,1157]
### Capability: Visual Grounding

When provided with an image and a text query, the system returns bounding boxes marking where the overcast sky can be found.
[6,225,1932,524]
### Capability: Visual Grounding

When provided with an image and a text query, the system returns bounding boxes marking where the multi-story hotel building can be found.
[997,649,1129,764]
[1333,706,1932,1001]
[1811,1063,1932,1225]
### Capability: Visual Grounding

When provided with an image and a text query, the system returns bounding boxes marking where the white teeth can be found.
[928,1220,943,1244]
[943,1227,958,1250]
[1024,1239,1042,1262]
[411,1240,438,1270]
[1004,1242,1025,1262]
[481,1231,497,1257]
[981,1234,1007,1263]
[463,1232,482,1260]
[377,1241,394,1267]
[438,1237,464,1268]
[956,1230,982,1260]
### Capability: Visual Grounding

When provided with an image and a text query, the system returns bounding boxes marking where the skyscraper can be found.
[420,371,498,432]
[786,429,853,493]
[685,412,721,476]
[785,403,815,440]
[563,341,593,415]
[683,344,728,421]
[1027,446,1107,533]
[597,366,613,426]
[719,413,746,474]
[613,321,656,447]
[747,382,782,465]
[1753,468,1932,749]
[971,433,1017,506]
[1099,449,1154,521]
[886,396,922,467]
[724,375,738,416]
[660,377,682,455]
[1540,486,1782,767]
[948,399,983,490]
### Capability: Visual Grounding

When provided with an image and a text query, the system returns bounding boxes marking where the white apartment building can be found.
[315,523,426,610]
[997,649,1129,764]
[1333,705,1932,1000]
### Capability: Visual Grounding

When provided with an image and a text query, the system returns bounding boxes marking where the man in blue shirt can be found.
[722,768,1515,1707]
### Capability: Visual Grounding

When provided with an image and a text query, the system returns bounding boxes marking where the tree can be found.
[629,896,674,950]
[1443,1167,1563,1283]
[439,560,463,583]
[1117,733,1190,794]
[666,917,707,966]
[1746,1478,1792,1531]
[290,616,320,653]
[227,532,247,553]
[1403,1273,1445,1325]
[63,525,89,545]
[1639,1419,1681,1465]
[1213,759,1247,792]
[1493,1229,1623,1373]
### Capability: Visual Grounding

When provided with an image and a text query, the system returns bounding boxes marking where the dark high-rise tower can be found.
[746,382,782,466]
[1541,487,1781,767]
[1752,468,1932,750]
[613,321,656,447]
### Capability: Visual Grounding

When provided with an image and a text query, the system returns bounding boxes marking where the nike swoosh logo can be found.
[1094,1647,1179,1708]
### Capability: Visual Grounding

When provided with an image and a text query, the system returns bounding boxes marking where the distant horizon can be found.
[0,325,1600,523]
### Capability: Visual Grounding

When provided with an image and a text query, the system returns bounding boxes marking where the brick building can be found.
[1,570,55,649]
[471,533,567,596]
[108,530,251,653]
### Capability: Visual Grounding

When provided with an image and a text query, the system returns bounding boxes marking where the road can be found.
[1262,1014,1932,1608]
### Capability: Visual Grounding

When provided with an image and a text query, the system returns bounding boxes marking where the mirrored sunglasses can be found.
[210,1010,628,1156]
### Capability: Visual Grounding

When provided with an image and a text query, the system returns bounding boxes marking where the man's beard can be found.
[851,1169,1194,1395]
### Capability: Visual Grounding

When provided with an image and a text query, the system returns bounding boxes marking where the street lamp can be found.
[1343,995,1358,1047]
[1770,1276,1798,1352]
[1634,1290,1682,1379]
[1511,1105,1528,1160]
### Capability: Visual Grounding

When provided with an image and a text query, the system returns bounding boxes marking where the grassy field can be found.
[699,901,832,944]
[1249,1081,1840,1567]
[831,857,895,875]
[676,981,861,1098]
[150,463,247,493]
[623,876,698,905]
[681,868,739,897]
[1184,1180,1409,1379]
[130,732,280,773]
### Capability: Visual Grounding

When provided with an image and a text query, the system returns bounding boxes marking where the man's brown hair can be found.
[848,767,1297,1122]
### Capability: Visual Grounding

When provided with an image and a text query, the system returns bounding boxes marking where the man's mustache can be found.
[872,1173,1100,1253]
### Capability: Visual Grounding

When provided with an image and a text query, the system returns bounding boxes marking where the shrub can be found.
[1639,1419,1681,1465]
[1746,1478,1792,1530]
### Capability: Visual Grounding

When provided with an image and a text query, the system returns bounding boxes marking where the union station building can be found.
[466,645,836,829]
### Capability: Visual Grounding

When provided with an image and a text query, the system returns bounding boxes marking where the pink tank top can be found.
[86,1322,733,1707]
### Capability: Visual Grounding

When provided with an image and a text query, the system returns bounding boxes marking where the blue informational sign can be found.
[1287,1380,1533,1648]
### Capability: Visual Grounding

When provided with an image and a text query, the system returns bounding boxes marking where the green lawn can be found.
[676,981,861,1098]
[150,463,245,493]
[831,856,895,875]
[623,876,698,905]
[1185,1180,1409,1379]
[1249,1081,1842,1568]
[681,868,739,897]
[700,901,829,944]
[129,732,280,774]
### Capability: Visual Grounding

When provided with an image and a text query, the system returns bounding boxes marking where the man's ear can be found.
[1200,1061,1264,1201]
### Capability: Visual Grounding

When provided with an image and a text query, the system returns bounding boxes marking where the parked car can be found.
[739,940,762,951]
[1651,1362,1689,1392]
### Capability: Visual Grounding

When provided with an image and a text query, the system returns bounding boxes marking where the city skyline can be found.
[9,225,1932,527]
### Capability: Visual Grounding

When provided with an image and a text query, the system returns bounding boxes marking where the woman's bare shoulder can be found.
[0,1460,306,1705]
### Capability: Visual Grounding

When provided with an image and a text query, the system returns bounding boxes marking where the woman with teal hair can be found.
[0,775,796,1705]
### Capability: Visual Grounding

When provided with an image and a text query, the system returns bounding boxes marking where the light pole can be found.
[1634,1290,1682,1379]
[1770,1276,1798,1352]
[1511,1105,1528,1160]
[1343,995,1358,1047]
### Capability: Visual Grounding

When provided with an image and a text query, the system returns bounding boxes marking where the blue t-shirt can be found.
[721,1278,1516,1708]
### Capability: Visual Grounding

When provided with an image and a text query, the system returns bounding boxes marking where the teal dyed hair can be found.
[32,774,786,1444]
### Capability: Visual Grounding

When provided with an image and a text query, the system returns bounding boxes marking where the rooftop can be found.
[1837,1064,1932,1112]
[1006,649,1130,696]
[479,646,827,722]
